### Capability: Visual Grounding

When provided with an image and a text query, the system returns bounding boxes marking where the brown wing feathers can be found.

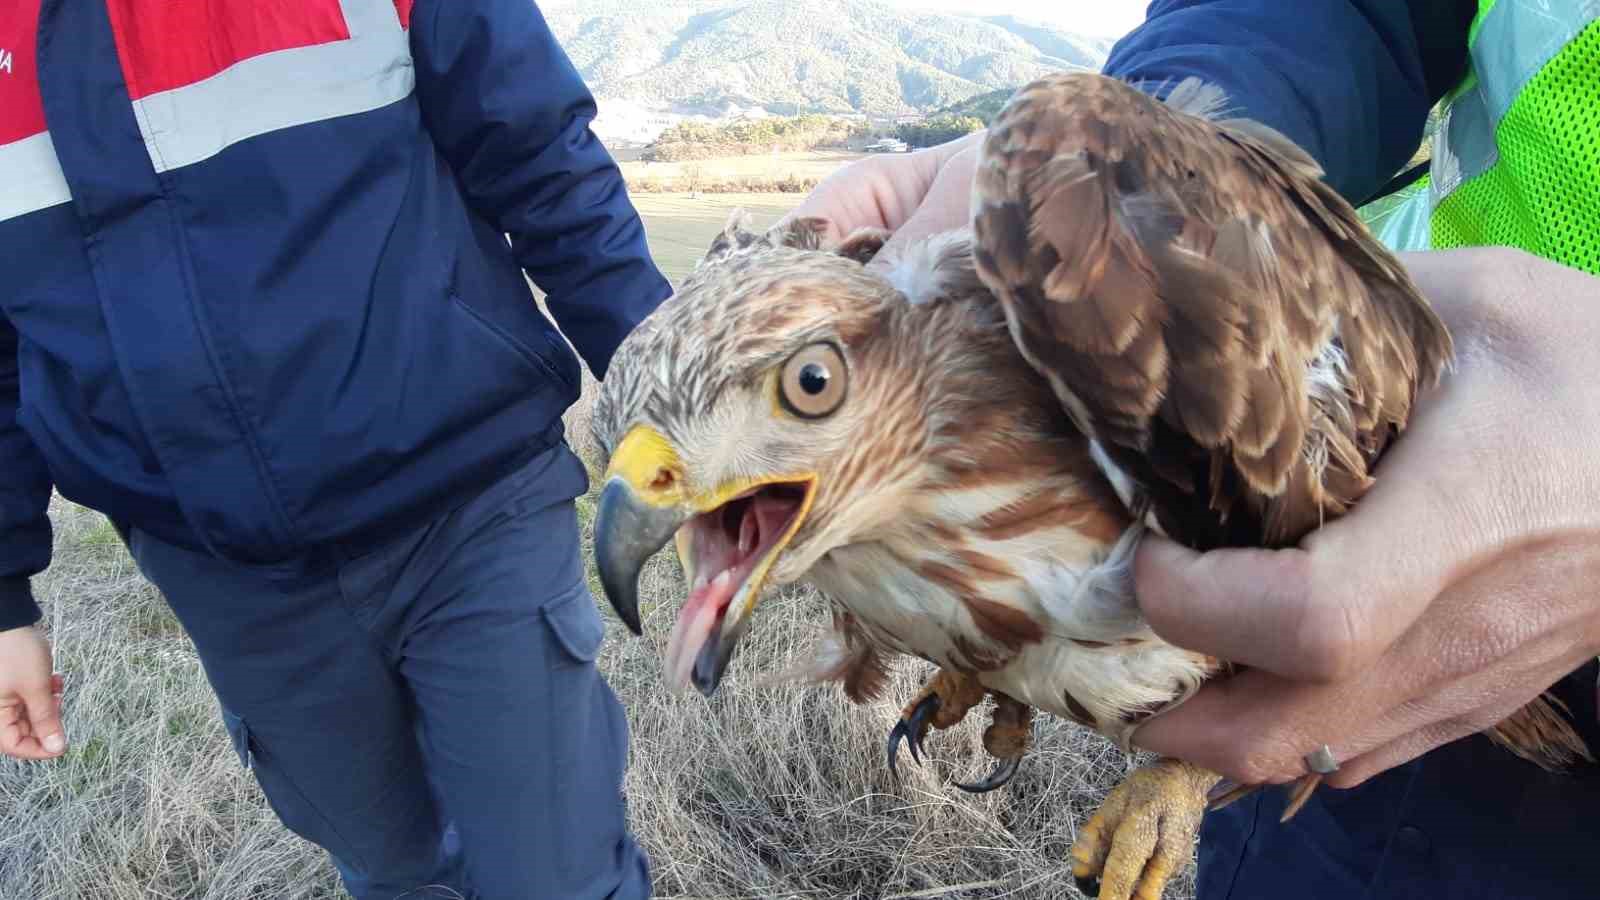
[971,73,1591,770]
[972,72,1452,551]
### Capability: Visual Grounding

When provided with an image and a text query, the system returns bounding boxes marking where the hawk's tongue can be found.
[663,490,801,692]
[666,569,736,689]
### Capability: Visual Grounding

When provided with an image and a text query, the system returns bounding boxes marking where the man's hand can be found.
[1130,247,1600,789]
[782,130,984,266]
[0,624,67,760]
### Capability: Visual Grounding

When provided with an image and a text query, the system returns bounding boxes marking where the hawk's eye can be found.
[779,342,848,418]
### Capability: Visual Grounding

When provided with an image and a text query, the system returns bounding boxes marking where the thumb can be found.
[1134,392,1481,683]
[1134,536,1353,681]
[22,680,66,756]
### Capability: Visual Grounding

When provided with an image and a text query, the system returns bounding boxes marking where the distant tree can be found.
[894,115,985,148]
[645,113,866,161]
[928,87,1018,125]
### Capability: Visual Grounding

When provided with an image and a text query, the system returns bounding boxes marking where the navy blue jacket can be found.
[1102,0,1475,207]
[0,0,672,629]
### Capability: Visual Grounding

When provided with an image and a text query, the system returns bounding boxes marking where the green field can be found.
[620,149,866,181]
[633,193,803,283]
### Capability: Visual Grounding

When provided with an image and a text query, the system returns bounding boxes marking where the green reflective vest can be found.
[1360,0,1599,274]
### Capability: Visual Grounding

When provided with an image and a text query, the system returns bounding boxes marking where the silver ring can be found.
[1304,744,1340,775]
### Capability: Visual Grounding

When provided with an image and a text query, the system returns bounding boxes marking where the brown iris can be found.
[779,342,848,418]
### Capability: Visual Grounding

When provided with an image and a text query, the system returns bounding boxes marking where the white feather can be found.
[807,511,1213,754]
[1306,324,1350,399]
[882,230,970,306]
[1089,440,1138,512]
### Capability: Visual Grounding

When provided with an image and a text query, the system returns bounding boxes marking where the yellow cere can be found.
[605,424,687,507]
[606,423,819,516]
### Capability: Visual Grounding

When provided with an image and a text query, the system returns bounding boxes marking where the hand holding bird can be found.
[1130,246,1600,791]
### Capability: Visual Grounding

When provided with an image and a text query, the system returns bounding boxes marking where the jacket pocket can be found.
[541,586,605,666]
[449,292,576,393]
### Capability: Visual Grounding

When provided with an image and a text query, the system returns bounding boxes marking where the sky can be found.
[883,0,1149,38]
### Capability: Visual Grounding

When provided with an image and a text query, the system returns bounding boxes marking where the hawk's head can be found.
[590,211,1016,696]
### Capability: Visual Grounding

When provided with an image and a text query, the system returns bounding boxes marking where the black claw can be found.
[886,693,943,778]
[906,694,940,764]
[1074,874,1100,897]
[954,753,1023,793]
[886,719,910,778]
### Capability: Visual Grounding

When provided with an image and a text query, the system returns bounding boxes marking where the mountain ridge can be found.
[539,0,1114,118]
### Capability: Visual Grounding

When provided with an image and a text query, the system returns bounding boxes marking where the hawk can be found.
[589,72,1590,900]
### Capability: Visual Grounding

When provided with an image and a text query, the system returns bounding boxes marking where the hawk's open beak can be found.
[593,425,816,697]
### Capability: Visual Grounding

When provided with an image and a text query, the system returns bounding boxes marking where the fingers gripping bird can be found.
[590,72,1591,900]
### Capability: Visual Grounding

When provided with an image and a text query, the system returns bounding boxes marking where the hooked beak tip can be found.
[592,477,685,637]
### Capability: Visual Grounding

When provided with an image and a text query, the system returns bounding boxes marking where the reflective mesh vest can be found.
[1361,0,1599,274]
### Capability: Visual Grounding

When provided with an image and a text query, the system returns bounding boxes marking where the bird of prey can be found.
[590,72,1591,900]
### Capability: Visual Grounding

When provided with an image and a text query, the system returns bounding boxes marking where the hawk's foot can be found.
[955,693,1034,793]
[1070,758,1219,900]
[886,669,986,777]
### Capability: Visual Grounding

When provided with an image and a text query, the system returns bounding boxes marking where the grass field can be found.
[621,150,871,195]
[620,150,868,184]
[630,193,802,283]
[0,195,1189,899]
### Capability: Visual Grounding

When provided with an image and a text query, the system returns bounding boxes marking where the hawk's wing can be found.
[970,73,1453,550]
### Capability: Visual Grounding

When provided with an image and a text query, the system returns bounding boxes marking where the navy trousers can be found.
[124,442,651,900]
[1196,661,1600,899]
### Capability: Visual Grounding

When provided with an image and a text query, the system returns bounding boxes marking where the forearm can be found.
[1102,0,1471,205]
[0,321,53,631]
[410,0,672,379]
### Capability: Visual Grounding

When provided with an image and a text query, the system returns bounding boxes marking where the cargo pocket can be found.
[535,585,632,869]
[218,708,368,872]
[221,709,254,770]
[541,586,605,668]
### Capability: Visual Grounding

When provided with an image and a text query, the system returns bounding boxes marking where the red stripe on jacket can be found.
[0,0,46,145]
[104,0,351,100]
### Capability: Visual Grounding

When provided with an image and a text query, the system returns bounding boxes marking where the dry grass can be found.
[620,151,870,195]
[0,194,1195,899]
[620,150,867,184]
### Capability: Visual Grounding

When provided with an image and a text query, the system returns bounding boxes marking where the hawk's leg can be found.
[954,692,1034,793]
[1069,758,1221,900]
[886,668,986,776]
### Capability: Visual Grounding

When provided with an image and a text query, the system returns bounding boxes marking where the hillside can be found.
[540,0,1113,119]
[928,85,1018,123]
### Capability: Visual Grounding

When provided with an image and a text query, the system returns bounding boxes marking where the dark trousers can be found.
[1197,661,1600,900]
[124,443,651,900]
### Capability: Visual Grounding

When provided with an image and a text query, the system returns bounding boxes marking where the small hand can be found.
[782,130,984,267]
[1130,247,1600,789]
[0,624,67,760]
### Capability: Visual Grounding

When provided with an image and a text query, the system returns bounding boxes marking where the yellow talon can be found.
[1068,758,1220,900]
